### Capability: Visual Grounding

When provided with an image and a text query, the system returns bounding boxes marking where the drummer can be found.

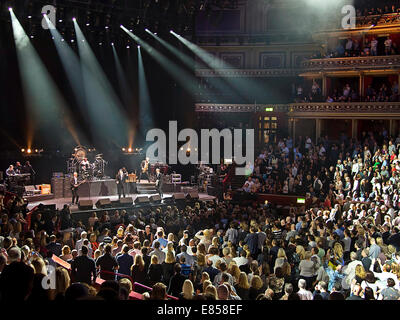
[80,158,90,171]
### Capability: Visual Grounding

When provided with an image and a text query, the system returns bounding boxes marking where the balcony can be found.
[288,101,400,118]
[301,55,400,72]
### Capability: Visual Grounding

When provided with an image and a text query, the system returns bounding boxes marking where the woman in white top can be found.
[361,271,381,299]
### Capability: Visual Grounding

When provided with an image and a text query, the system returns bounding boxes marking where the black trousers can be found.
[117,182,126,199]
[139,171,150,182]
[157,183,163,197]
[72,188,79,204]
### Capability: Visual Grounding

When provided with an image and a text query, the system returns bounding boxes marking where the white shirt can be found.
[297,288,313,300]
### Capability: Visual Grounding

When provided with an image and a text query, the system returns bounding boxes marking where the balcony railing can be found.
[289,102,400,113]
[195,102,400,114]
[302,55,400,72]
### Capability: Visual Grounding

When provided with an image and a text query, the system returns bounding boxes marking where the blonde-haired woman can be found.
[51,267,70,300]
[332,242,344,266]
[162,250,175,285]
[249,275,264,300]
[296,245,306,260]
[60,245,72,261]
[235,272,250,300]
[204,284,217,300]
[31,257,47,275]
[195,229,213,251]
[274,248,287,272]
[131,254,147,285]
[181,279,194,300]
[228,263,241,285]
[202,279,212,293]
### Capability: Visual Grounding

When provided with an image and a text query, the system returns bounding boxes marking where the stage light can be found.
[28,16,32,19]
[111,42,114,46]
[99,42,102,46]
[72,17,76,21]
[59,19,63,22]
[35,149,38,153]
[27,149,32,154]
[21,148,25,152]
[122,147,126,151]
[126,45,130,49]
[128,148,132,152]
[137,45,140,49]
[86,23,90,26]
[71,39,75,43]
[8,8,12,12]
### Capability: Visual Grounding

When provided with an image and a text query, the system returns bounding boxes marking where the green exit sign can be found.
[265,107,274,112]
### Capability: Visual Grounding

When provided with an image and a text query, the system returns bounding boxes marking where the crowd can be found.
[294,80,399,103]
[1,130,400,301]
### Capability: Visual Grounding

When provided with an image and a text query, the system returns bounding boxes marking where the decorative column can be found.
[315,119,321,142]
[352,119,358,139]
[359,72,365,97]
[322,73,327,97]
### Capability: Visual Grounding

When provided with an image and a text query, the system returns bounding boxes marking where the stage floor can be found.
[26,192,216,212]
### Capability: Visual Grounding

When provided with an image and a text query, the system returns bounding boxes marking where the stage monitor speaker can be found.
[186,192,199,200]
[96,198,111,209]
[119,197,133,206]
[173,193,186,201]
[135,196,150,204]
[150,195,162,203]
[78,200,93,210]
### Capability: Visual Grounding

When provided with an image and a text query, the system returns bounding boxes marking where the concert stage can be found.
[26,192,216,212]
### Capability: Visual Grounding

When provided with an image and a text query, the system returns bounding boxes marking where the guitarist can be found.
[70,172,82,205]
[139,157,150,183]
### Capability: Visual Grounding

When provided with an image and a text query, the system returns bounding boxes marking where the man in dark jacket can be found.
[70,245,96,285]
[96,244,119,280]
[244,226,259,258]
[168,263,186,297]
[46,234,62,257]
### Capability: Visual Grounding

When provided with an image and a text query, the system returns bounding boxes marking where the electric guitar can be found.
[71,179,87,190]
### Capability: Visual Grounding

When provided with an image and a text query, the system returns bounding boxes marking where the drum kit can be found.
[67,146,108,180]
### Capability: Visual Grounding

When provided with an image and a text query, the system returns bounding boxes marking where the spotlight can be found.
[28,15,32,19]
[99,42,103,46]
[35,149,38,153]
[27,149,32,154]
[137,45,140,49]
[86,23,90,26]
[21,148,25,152]
[71,39,75,43]
[59,19,63,22]
[128,148,132,152]
[126,45,130,49]
[72,17,76,21]
[169,30,173,33]
[111,42,114,46]
[145,28,150,32]
[122,147,126,151]
[8,7,12,12]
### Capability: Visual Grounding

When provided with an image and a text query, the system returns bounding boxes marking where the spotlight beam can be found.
[137,46,155,138]
[147,29,243,103]
[121,25,198,95]
[10,10,81,148]
[171,31,270,103]
[74,20,131,147]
